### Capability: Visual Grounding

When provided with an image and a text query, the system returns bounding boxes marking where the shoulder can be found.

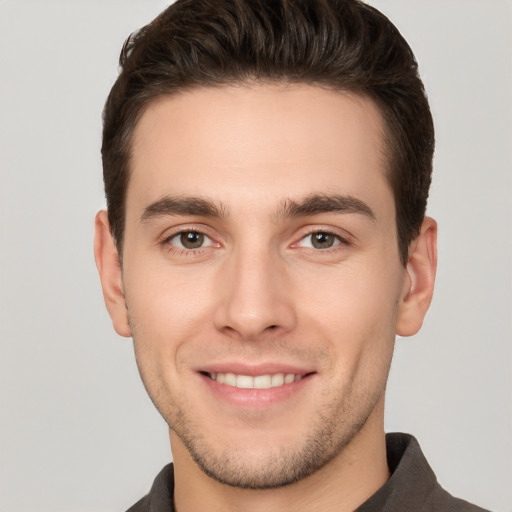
[124,463,175,512]
[426,484,492,512]
[125,495,150,512]
[357,433,492,512]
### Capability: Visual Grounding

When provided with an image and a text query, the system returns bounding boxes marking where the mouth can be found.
[198,366,317,408]
[202,371,308,389]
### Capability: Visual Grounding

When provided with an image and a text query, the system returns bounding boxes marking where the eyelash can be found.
[160,228,350,256]
[161,228,217,256]
[294,229,350,252]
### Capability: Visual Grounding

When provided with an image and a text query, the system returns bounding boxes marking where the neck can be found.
[171,399,389,512]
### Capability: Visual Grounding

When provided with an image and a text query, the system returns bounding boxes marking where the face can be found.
[97,84,434,489]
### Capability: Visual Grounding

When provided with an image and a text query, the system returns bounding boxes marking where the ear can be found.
[94,210,131,337]
[396,217,437,337]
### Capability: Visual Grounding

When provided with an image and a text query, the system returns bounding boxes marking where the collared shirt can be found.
[126,433,491,512]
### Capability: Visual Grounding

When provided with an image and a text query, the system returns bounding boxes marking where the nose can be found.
[213,247,297,340]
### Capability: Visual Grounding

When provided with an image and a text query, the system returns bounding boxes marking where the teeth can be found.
[253,375,272,388]
[237,375,255,389]
[271,374,284,387]
[209,372,302,389]
[224,373,237,386]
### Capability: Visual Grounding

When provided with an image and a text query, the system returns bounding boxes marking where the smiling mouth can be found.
[203,372,313,389]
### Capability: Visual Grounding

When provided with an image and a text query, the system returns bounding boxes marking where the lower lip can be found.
[199,373,315,408]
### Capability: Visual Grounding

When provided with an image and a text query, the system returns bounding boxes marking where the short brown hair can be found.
[102,0,434,265]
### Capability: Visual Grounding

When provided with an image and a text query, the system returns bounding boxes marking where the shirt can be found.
[126,433,491,511]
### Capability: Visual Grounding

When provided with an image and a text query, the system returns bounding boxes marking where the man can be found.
[94,0,491,510]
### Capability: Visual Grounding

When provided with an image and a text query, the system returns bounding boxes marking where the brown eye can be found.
[293,231,345,251]
[310,232,338,249]
[179,231,205,249]
[165,230,217,254]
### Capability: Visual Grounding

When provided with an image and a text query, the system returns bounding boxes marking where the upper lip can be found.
[197,362,316,377]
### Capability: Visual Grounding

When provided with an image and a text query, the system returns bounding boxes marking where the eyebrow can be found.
[140,193,376,223]
[141,196,227,222]
[278,194,376,221]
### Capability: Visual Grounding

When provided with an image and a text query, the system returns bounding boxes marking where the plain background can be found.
[0,1,510,511]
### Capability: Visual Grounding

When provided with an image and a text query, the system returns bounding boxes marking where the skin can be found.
[95,84,437,512]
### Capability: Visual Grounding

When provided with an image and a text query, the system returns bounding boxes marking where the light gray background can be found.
[0,1,510,511]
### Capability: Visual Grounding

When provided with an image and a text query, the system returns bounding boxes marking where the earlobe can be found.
[94,210,132,338]
[396,217,438,337]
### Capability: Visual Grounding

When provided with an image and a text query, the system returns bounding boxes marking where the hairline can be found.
[113,80,407,264]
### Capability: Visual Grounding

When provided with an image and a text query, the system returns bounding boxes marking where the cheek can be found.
[295,259,402,371]
[299,257,401,321]
[124,260,217,359]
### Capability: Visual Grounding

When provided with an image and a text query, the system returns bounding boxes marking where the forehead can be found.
[127,84,392,218]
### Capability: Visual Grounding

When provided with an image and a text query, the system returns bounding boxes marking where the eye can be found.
[298,231,343,250]
[167,231,214,250]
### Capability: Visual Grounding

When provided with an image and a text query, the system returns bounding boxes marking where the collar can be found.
[128,433,487,512]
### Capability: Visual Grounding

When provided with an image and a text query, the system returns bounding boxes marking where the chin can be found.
[170,399,370,490]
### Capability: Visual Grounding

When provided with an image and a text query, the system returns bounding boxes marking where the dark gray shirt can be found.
[126,433,491,511]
